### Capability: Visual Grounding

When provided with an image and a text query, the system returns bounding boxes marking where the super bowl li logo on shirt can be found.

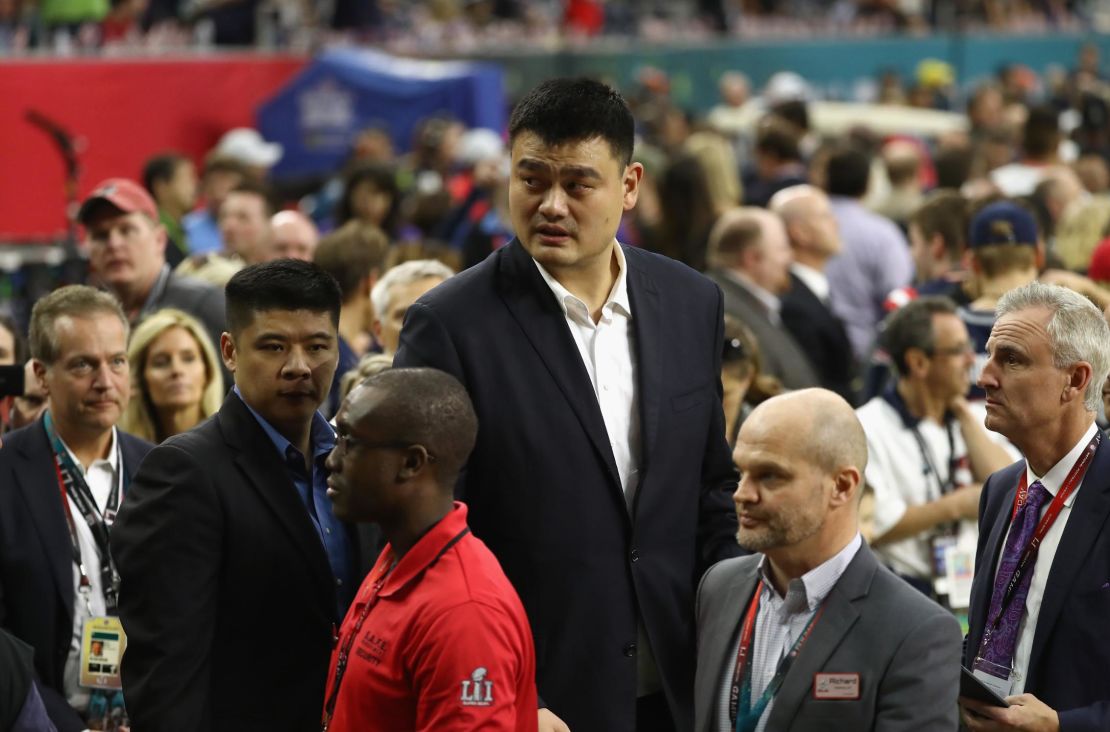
[460,667,494,706]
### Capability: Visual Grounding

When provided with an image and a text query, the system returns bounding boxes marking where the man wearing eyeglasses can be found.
[855,296,1013,604]
[321,368,536,732]
[112,259,376,732]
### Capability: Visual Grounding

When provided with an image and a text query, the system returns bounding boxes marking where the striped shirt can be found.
[717,533,863,732]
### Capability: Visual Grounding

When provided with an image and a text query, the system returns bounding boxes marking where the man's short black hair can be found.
[879,296,958,376]
[225,259,341,337]
[227,180,278,218]
[356,368,478,482]
[142,153,189,196]
[508,77,635,167]
[825,146,871,199]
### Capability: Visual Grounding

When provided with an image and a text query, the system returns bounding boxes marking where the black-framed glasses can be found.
[334,433,438,463]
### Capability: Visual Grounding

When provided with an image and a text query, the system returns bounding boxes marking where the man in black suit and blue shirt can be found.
[962,282,1110,731]
[695,388,962,732]
[112,259,373,732]
[395,78,742,732]
[0,286,153,731]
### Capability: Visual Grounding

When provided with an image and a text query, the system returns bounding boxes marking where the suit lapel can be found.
[218,395,334,600]
[626,253,661,505]
[14,421,75,616]
[697,561,760,732]
[1026,435,1110,687]
[765,545,873,731]
[496,241,624,497]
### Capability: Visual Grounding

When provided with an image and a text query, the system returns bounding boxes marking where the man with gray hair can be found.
[0,286,153,731]
[371,260,454,355]
[962,281,1110,730]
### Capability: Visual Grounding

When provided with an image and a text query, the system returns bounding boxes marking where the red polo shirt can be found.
[322,502,538,732]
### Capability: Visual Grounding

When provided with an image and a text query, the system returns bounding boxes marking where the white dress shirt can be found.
[717,533,863,732]
[59,429,120,714]
[534,243,642,501]
[535,244,661,696]
[994,422,1096,693]
[790,262,830,304]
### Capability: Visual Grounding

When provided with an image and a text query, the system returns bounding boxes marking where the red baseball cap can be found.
[77,178,158,225]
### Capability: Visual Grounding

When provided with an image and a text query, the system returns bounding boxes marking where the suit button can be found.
[630,548,639,562]
[623,643,636,657]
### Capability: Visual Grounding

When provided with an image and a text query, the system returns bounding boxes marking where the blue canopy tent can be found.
[257,49,506,179]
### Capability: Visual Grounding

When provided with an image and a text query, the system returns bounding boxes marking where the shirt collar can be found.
[758,532,862,613]
[58,425,119,475]
[790,262,829,302]
[140,265,173,318]
[721,269,781,319]
[377,502,470,598]
[1025,422,1098,507]
[533,242,633,323]
[233,386,336,463]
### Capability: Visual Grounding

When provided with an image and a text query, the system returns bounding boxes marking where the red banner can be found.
[0,55,306,238]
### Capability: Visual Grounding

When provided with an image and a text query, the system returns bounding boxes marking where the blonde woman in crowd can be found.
[120,308,223,443]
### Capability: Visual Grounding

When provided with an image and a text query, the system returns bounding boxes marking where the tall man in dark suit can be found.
[394,78,742,732]
[112,260,372,732]
[962,282,1110,731]
[695,389,961,732]
[705,207,820,391]
[0,286,153,732]
[770,185,857,402]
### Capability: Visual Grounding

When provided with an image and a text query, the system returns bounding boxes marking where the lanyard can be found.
[321,527,470,732]
[43,411,127,614]
[979,432,1099,656]
[729,581,824,732]
[910,419,958,501]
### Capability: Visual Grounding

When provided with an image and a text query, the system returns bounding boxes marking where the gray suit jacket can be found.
[707,268,819,391]
[694,542,961,732]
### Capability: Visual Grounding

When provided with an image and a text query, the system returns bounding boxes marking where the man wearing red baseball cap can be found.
[79,178,226,360]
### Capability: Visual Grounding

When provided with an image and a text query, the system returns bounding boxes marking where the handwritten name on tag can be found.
[813,672,860,700]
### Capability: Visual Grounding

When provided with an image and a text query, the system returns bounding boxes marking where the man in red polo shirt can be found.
[323,368,537,732]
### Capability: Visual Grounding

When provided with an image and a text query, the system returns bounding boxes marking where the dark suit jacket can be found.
[965,435,1110,731]
[151,268,226,354]
[695,543,962,732]
[110,393,374,732]
[0,420,153,732]
[780,271,857,403]
[706,268,820,391]
[394,240,742,732]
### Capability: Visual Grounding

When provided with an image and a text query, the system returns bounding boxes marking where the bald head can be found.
[269,210,319,262]
[745,388,867,477]
[769,185,841,261]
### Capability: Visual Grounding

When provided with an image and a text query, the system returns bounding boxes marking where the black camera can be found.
[0,365,25,397]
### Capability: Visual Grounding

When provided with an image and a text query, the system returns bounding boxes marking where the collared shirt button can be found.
[336,578,343,586]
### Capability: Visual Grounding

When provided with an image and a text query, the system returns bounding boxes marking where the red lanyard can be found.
[728,580,824,728]
[985,432,1099,642]
[321,552,396,732]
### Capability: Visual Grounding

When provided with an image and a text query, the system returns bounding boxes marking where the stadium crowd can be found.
[2,45,1110,732]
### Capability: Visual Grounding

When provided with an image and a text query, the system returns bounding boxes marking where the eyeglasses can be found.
[334,432,438,463]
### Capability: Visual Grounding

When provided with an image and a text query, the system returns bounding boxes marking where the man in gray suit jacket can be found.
[695,389,961,732]
[705,208,819,391]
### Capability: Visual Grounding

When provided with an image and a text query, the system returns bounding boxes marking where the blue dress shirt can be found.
[233,388,354,615]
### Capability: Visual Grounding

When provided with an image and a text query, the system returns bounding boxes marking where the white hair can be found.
[370,259,454,320]
[997,281,1110,411]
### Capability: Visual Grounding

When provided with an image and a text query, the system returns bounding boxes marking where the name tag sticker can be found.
[813,672,860,700]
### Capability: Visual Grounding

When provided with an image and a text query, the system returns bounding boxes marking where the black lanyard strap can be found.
[43,412,126,612]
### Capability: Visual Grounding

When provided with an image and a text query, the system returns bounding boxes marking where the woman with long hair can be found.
[120,308,223,443]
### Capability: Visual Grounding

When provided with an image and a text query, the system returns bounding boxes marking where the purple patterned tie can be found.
[979,480,1051,670]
